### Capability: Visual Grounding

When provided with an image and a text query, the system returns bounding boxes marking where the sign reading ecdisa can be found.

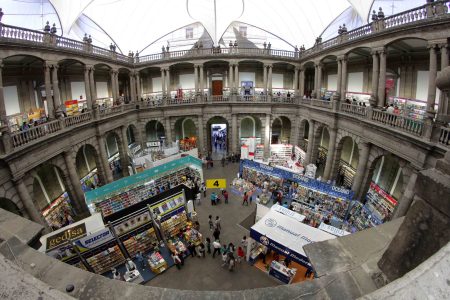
[46,223,87,250]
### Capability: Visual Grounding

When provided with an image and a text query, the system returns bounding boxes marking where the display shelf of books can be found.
[365,183,397,222]
[161,213,188,238]
[122,228,158,258]
[147,251,167,274]
[388,97,427,120]
[339,163,356,188]
[184,228,203,246]
[294,146,306,165]
[242,166,283,188]
[85,245,125,274]
[93,167,200,217]
[269,144,292,166]
[254,144,264,161]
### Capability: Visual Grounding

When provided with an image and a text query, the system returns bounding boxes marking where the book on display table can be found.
[161,212,188,238]
[184,228,203,246]
[147,251,168,274]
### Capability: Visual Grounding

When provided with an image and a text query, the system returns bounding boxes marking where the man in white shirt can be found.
[212,240,222,258]
[386,104,395,113]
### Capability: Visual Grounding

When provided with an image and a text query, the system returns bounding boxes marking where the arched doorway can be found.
[105,132,123,180]
[76,144,101,192]
[146,120,165,143]
[315,127,329,177]
[271,116,291,144]
[33,164,76,229]
[174,117,197,151]
[207,116,229,160]
[335,137,359,188]
[0,198,22,216]
[239,115,262,159]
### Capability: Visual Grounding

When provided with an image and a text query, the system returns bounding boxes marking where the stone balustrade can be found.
[340,103,368,117]
[0,1,448,66]
[439,126,450,146]
[10,119,62,148]
[310,99,333,109]
[63,111,92,127]
[208,95,229,103]
[371,109,424,136]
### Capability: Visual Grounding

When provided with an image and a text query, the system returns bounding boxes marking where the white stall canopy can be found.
[250,205,335,269]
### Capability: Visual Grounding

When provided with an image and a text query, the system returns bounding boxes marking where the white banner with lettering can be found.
[318,223,350,237]
[271,204,305,223]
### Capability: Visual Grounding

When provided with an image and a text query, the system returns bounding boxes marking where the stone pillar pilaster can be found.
[267,65,273,95]
[234,64,239,92]
[165,68,171,95]
[392,168,419,218]
[160,68,166,95]
[351,141,371,198]
[15,177,49,229]
[305,120,315,165]
[97,135,113,183]
[264,113,271,158]
[371,51,380,106]
[317,63,323,98]
[426,44,438,119]
[437,44,449,121]
[165,117,172,145]
[336,58,342,96]
[313,64,318,97]
[377,48,387,107]
[322,128,337,181]
[199,65,204,95]
[263,65,268,95]
[83,66,92,109]
[89,66,97,104]
[115,71,120,99]
[51,64,61,109]
[340,56,348,101]
[290,117,300,146]
[44,62,55,119]
[231,114,238,153]
[120,127,131,177]
[228,64,233,90]
[136,73,141,100]
[130,73,137,103]
[293,67,299,93]
[299,67,305,97]
[64,150,89,215]
[110,69,117,102]
[197,115,204,153]
[194,65,199,93]
[0,61,8,127]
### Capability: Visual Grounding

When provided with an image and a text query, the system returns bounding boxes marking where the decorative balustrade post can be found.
[366,106,374,120]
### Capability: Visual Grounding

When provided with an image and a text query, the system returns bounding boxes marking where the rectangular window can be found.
[186,27,193,39]
[239,26,247,37]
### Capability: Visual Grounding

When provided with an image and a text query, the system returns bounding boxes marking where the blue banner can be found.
[85,155,202,204]
[240,159,354,200]
[250,228,312,270]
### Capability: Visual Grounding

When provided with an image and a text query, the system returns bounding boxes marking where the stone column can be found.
[64,150,89,215]
[293,67,299,93]
[89,66,97,104]
[313,64,318,97]
[114,71,120,98]
[160,68,166,95]
[268,65,273,95]
[165,68,171,95]
[199,65,204,95]
[336,58,342,96]
[322,128,337,180]
[136,73,141,100]
[194,65,199,93]
[51,64,61,109]
[264,114,271,158]
[351,141,371,197]
[263,65,268,95]
[228,64,233,90]
[44,63,55,119]
[305,120,315,165]
[232,114,238,153]
[0,61,8,127]
[120,127,131,177]
[97,135,113,183]
[132,73,138,102]
[299,67,305,97]
[317,63,323,98]
[110,69,117,101]
[426,44,438,118]
[290,117,300,146]
[437,44,449,121]
[165,117,172,145]
[340,56,348,101]
[15,177,49,228]
[371,51,379,106]
[392,168,418,218]
[197,115,204,153]
[377,48,387,107]
[83,66,92,109]
[234,63,239,92]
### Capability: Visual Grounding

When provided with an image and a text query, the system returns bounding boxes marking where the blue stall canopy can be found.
[250,206,336,270]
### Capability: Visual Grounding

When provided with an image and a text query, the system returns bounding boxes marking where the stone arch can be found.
[298,118,311,150]
[75,143,104,189]
[271,116,291,144]
[206,116,230,154]
[104,130,126,179]
[0,197,22,216]
[126,123,139,145]
[58,58,85,66]
[2,54,45,62]
[94,62,113,70]
[145,120,165,142]
[344,46,373,57]
[332,135,360,187]
[174,117,197,141]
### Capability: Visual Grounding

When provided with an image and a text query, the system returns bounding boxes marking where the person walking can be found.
[205,237,211,254]
[208,215,214,231]
[214,216,222,231]
[223,190,229,204]
[211,192,217,205]
[237,246,245,263]
[242,192,249,206]
[228,252,236,271]
[135,251,145,269]
[187,242,196,258]
[221,244,229,267]
[228,242,235,254]
[241,236,247,251]
[197,242,206,258]
[171,251,182,270]
[201,182,206,198]
[213,227,221,241]
[212,239,221,258]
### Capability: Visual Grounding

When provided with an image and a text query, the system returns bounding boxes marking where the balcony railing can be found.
[208,95,229,103]
[310,99,333,109]
[371,110,424,136]
[166,97,197,105]
[64,111,92,127]
[11,120,62,148]
[340,103,368,117]
[0,1,448,66]
[439,126,450,147]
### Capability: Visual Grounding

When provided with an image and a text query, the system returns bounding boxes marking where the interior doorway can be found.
[211,123,227,160]
[212,80,223,96]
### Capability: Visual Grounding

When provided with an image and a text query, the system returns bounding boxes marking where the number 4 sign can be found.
[206,179,227,189]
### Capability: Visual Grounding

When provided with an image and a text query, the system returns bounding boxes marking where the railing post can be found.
[93,104,100,120]
[1,129,12,154]
[366,106,374,120]
[59,118,66,130]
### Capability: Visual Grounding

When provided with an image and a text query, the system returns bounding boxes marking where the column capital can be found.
[427,43,438,50]
[44,61,58,68]
[438,43,449,49]
[372,47,386,55]
[264,63,272,68]
[337,55,347,62]
[315,62,324,68]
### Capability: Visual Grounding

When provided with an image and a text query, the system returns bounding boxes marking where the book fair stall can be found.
[39,155,202,284]
[248,204,336,284]
[42,191,76,229]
